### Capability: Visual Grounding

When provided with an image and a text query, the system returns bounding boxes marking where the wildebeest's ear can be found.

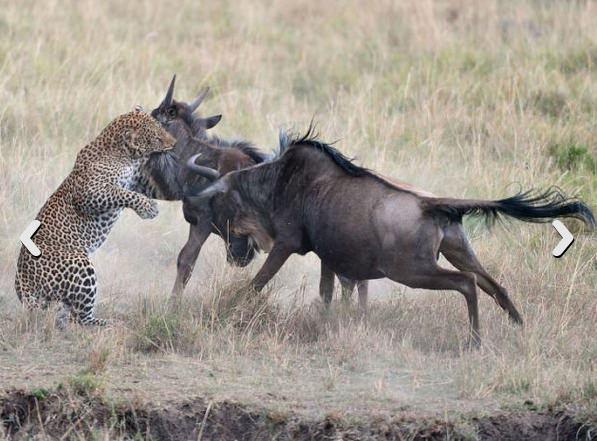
[204,114,222,129]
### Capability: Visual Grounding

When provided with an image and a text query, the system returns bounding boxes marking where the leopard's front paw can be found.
[136,199,159,219]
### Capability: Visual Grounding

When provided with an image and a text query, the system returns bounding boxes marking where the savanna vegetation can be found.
[0,0,595,439]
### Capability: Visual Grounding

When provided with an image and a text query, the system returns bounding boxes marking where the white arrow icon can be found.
[20,220,42,257]
[552,220,574,258]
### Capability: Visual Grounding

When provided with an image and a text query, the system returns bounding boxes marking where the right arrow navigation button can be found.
[552,220,574,258]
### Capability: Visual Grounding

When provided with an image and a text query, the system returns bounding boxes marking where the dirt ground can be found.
[1,388,594,440]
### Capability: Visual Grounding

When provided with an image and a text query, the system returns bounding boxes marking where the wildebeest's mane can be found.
[173,98,268,164]
[279,125,427,196]
[280,124,369,177]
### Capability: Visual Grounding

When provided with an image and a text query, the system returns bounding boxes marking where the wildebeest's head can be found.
[185,159,275,253]
[198,147,263,265]
[151,75,222,141]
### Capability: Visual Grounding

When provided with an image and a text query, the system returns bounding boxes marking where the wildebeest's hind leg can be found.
[338,277,368,311]
[319,261,335,306]
[171,221,212,301]
[440,224,523,325]
[338,276,356,303]
[391,265,481,348]
[356,280,368,311]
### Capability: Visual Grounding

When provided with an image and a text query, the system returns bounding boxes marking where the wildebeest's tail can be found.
[422,188,595,229]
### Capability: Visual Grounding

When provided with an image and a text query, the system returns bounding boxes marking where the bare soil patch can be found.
[1,389,594,440]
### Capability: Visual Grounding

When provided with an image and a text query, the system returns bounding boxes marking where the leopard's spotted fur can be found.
[15,110,176,326]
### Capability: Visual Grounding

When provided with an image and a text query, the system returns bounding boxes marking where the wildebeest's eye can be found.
[168,108,177,118]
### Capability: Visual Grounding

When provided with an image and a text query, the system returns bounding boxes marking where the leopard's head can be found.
[105,109,176,158]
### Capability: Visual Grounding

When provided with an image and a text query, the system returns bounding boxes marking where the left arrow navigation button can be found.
[20,220,42,257]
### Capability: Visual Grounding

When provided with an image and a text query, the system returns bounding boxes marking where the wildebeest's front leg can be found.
[252,241,295,291]
[170,220,212,301]
[319,261,335,306]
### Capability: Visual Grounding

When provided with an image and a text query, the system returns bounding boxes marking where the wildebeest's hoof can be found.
[466,333,481,350]
[509,310,524,326]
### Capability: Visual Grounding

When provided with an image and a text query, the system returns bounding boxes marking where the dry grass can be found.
[0,0,596,428]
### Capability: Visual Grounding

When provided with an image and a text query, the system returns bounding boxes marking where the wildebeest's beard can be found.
[142,150,183,200]
[206,195,255,266]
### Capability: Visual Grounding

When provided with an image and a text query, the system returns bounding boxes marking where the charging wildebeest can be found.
[185,128,595,347]
[135,76,269,300]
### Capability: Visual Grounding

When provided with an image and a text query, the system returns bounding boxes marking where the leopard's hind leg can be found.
[15,255,50,310]
[63,255,107,326]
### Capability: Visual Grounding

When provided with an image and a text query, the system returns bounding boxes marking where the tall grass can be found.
[0,0,595,417]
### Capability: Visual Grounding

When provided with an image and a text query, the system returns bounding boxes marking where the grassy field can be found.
[0,0,595,438]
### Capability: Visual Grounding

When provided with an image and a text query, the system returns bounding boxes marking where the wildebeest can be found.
[185,127,595,346]
[135,76,269,300]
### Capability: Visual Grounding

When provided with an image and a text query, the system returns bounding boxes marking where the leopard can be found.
[14,109,176,327]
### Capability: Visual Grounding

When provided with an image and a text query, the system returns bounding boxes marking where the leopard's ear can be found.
[122,127,140,147]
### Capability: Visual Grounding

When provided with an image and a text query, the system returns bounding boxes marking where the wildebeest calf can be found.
[134,76,268,300]
[185,128,595,347]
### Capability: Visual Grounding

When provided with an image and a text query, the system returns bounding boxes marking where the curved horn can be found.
[189,181,228,201]
[186,154,220,181]
[161,74,176,107]
[188,87,210,113]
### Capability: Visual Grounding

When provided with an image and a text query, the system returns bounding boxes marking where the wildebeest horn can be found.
[186,154,220,181]
[190,180,229,201]
[188,87,210,113]
[161,74,176,107]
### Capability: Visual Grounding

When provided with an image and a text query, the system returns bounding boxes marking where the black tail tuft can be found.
[426,187,595,229]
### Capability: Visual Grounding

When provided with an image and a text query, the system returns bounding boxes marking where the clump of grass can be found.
[545,47,597,75]
[128,277,281,354]
[129,304,191,353]
[30,388,50,401]
[62,370,105,397]
[530,90,568,118]
[0,306,60,350]
[87,346,112,375]
[203,278,279,334]
[548,141,596,173]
